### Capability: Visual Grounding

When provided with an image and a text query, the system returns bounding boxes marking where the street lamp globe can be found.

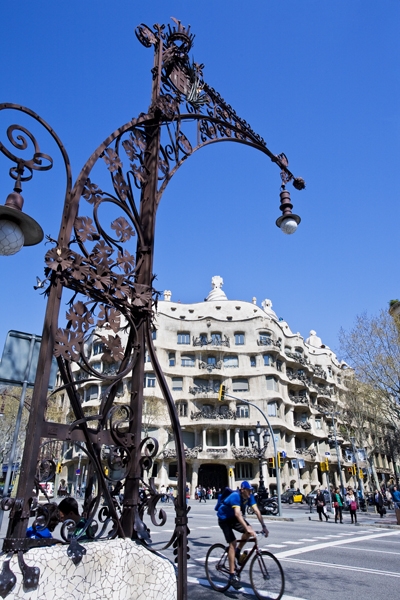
[0,219,25,255]
[256,421,262,436]
[279,216,299,235]
[0,191,44,256]
[263,429,271,447]
[249,430,255,446]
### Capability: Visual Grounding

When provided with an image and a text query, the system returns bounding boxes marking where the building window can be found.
[92,362,101,372]
[235,333,245,345]
[116,381,124,396]
[236,405,249,418]
[211,332,222,345]
[145,373,156,388]
[239,430,250,446]
[236,462,253,479]
[172,377,183,391]
[232,378,249,392]
[169,463,178,478]
[169,352,175,367]
[93,342,104,356]
[199,333,208,345]
[143,351,151,363]
[177,402,188,417]
[206,429,227,446]
[207,356,217,366]
[263,354,273,366]
[151,463,158,477]
[151,330,157,340]
[294,347,303,354]
[177,332,190,344]
[250,356,256,367]
[266,376,278,391]
[224,355,239,368]
[276,360,282,372]
[203,404,213,415]
[267,402,277,417]
[181,355,195,367]
[87,385,98,401]
[315,418,322,430]
[259,332,271,345]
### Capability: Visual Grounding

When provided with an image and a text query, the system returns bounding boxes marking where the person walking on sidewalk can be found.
[346,488,358,524]
[374,488,385,518]
[315,489,329,522]
[332,487,344,523]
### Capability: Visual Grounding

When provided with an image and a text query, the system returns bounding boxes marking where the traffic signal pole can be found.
[220,389,282,517]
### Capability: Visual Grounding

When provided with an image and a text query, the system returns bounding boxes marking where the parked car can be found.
[306,490,331,505]
[281,489,305,504]
[0,485,13,497]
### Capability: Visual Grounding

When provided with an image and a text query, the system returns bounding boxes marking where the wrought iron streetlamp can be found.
[0,18,305,600]
[250,421,271,494]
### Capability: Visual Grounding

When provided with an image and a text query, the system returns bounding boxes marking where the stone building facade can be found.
[58,277,398,497]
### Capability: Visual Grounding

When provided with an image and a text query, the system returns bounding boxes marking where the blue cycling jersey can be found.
[217,490,256,520]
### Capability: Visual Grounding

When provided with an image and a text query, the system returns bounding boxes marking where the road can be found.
[144,500,400,600]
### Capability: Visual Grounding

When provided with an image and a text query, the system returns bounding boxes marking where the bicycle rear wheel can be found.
[205,543,231,592]
[250,550,284,600]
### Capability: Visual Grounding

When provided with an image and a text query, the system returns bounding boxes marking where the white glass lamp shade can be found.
[0,219,25,255]
[280,217,298,235]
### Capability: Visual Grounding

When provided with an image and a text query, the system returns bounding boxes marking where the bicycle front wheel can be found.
[205,543,231,592]
[250,550,285,600]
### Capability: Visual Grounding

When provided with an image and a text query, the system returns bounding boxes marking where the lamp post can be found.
[0,18,304,600]
[249,421,270,494]
[350,436,365,500]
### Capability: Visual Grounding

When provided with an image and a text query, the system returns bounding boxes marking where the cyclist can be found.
[217,481,269,589]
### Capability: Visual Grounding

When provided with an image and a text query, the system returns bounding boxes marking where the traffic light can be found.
[320,459,329,472]
[218,384,226,401]
[359,468,364,479]
[277,452,284,468]
[56,463,62,474]
[229,468,234,477]
[353,465,357,476]
[268,457,275,469]
[104,467,109,476]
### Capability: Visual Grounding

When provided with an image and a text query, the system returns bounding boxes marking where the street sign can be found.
[281,451,287,458]
[325,452,331,457]
[0,330,58,388]
[76,469,81,475]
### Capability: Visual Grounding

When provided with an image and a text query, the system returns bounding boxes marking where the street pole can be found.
[331,412,346,497]
[350,437,364,500]
[225,393,282,517]
[0,334,36,532]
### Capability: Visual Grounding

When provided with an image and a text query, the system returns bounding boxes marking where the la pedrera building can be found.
[61,276,395,498]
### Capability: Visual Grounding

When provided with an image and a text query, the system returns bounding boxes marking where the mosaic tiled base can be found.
[5,539,176,599]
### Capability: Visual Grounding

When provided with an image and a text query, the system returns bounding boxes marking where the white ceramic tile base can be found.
[5,539,176,599]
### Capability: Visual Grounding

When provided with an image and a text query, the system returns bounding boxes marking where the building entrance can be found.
[198,463,228,492]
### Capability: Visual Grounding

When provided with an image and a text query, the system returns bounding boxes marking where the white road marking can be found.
[197,526,211,529]
[283,541,303,545]
[187,575,309,599]
[281,557,400,578]
[336,546,400,556]
[274,530,400,559]
[268,544,287,548]
[325,535,342,538]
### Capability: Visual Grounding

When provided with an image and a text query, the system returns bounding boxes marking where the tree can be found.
[339,309,400,426]
[339,309,400,485]
[0,386,31,470]
[142,394,168,438]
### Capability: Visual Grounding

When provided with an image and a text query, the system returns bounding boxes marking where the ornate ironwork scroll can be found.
[0,17,305,600]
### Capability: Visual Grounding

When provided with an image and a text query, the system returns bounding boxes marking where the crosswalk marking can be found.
[268,544,286,548]
[283,541,303,545]
[187,575,309,599]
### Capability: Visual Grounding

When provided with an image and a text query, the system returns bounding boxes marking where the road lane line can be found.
[283,541,303,545]
[335,546,400,556]
[281,557,400,578]
[268,544,287,548]
[274,530,400,559]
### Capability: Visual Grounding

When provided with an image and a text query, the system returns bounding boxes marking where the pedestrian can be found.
[385,488,393,509]
[374,488,385,518]
[392,486,400,508]
[332,487,344,523]
[199,485,206,503]
[315,489,329,522]
[346,488,358,524]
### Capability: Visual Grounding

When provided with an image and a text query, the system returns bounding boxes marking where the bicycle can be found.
[205,533,284,600]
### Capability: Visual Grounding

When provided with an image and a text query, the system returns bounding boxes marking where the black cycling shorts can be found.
[218,517,249,544]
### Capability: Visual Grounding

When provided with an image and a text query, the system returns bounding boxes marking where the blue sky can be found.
[0,1,399,359]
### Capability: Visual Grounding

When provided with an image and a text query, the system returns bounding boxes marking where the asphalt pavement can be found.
[143,499,400,600]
